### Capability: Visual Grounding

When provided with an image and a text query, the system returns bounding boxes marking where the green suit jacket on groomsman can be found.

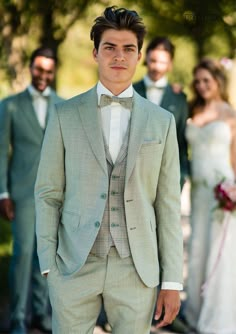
[0,88,63,202]
[0,74,63,332]
[133,79,189,188]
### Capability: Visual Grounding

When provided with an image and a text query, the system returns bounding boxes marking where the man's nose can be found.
[114,50,125,60]
[40,71,48,79]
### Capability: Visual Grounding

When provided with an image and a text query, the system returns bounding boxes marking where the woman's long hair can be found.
[190,58,229,117]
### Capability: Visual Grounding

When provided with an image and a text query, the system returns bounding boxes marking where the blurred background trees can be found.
[0,0,236,98]
[0,0,112,94]
[0,0,236,317]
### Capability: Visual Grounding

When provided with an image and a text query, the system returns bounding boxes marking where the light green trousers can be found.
[47,247,157,334]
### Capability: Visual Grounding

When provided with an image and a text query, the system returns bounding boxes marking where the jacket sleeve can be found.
[0,99,11,195]
[155,114,183,284]
[35,106,65,272]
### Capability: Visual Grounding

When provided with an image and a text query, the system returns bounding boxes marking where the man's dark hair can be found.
[145,36,175,60]
[30,47,58,67]
[90,6,146,52]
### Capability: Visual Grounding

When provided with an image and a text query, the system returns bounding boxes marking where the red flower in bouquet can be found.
[214,180,236,212]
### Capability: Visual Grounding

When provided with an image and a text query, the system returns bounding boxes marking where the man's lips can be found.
[110,65,127,69]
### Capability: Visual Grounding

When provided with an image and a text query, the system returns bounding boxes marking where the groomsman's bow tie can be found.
[147,83,166,90]
[31,89,50,98]
[100,94,133,109]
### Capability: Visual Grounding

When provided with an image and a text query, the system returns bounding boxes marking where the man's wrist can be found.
[0,192,9,200]
[42,269,50,276]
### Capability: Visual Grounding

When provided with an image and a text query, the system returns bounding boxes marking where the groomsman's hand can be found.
[155,290,181,328]
[0,198,15,221]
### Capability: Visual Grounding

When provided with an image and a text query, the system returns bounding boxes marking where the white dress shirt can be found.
[97,81,132,163]
[144,75,168,105]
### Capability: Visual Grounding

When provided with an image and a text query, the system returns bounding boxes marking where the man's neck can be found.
[99,81,132,96]
[29,84,51,96]
[148,74,166,83]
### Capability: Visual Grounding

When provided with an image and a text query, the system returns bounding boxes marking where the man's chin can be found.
[150,73,162,81]
[35,85,48,92]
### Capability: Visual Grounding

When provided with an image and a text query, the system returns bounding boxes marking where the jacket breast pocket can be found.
[139,140,162,154]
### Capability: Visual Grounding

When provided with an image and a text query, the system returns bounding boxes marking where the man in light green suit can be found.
[133,37,189,188]
[0,47,63,334]
[35,7,183,334]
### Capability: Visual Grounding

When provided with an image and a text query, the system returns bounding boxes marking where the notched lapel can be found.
[125,92,148,184]
[20,90,44,138]
[46,95,55,124]
[77,87,107,176]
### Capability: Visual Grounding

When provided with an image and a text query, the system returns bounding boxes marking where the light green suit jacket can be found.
[35,86,183,288]
[0,88,63,204]
[133,79,189,187]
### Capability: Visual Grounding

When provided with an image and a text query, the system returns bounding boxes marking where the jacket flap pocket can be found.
[61,210,80,229]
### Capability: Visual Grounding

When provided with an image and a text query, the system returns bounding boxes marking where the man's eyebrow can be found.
[102,41,137,48]
[124,44,137,48]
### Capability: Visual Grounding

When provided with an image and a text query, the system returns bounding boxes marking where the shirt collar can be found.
[144,75,168,89]
[28,84,51,97]
[97,81,133,105]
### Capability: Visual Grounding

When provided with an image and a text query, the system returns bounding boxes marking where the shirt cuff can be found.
[0,192,9,200]
[42,269,50,276]
[161,282,183,290]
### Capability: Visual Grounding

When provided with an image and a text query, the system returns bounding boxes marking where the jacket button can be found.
[100,193,107,199]
[111,223,119,227]
[112,175,120,180]
[94,221,100,228]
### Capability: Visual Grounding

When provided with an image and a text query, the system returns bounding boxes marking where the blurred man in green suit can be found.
[0,47,64,334]
[133,37,189,188]
[35,7,183,334]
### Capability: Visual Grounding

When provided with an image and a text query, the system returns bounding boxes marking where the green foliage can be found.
[0,218,12,299]
[0,0,235,99]
[124,0,236,59]
[0,0,113,93]
[0,218,12,255]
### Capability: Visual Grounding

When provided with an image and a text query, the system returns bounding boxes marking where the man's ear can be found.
[93,48,98,61]
[138,52,142,62]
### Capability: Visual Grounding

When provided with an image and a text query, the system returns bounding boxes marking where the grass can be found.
[0,218,12,298]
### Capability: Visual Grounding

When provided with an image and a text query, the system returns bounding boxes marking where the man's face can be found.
[93,29,142,94]
[146,48,172,82]
[30,56,56,92]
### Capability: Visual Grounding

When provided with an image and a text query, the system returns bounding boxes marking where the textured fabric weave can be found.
[90,126,131,258]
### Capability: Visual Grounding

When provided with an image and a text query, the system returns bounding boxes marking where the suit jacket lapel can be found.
[46,93,55,124]
[20,89,44,138]
[160,84,172,109]
[77,86,107,176]
[125,91,148,184]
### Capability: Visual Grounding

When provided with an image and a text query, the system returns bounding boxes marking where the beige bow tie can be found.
[148,84,166,90]
[100,94,133,110]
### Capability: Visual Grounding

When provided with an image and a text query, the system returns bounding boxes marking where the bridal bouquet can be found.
[214,180,236,212]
